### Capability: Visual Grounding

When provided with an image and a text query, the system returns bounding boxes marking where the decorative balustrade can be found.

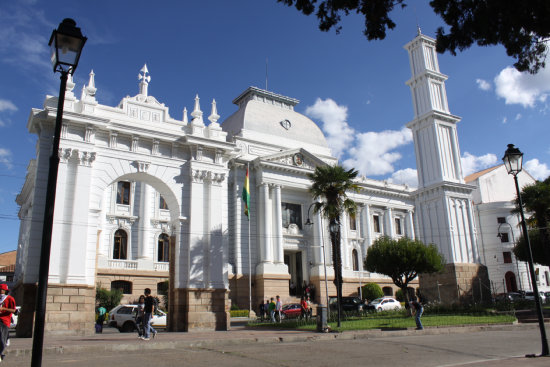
[154,262,169,271]
[108,259,138,270]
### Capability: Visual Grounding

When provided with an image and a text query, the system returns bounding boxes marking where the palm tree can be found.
[308,165,359,327]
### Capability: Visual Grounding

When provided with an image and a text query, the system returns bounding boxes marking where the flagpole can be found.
[247,162,252,317]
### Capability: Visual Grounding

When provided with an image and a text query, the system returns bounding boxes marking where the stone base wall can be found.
[96,270,169,305]
[254,273,290,306]
[228,274,252,310]
[13,283,95,337]
[420,263,491,304]
[169,288,229,332]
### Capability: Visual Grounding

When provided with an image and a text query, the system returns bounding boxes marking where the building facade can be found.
[14,32,485,336]
[466,165,550,295]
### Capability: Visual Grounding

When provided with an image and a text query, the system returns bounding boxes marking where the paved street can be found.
[2,326,549,366]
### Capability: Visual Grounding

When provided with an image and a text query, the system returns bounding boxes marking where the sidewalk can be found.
[5,321,542,358]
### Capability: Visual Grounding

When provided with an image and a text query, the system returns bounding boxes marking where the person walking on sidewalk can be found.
[0,284,16,362]
[275,295,283,323]
[142,288,157,340]
[410,298,424,330]
[135,295,145,337]
[96,304,106,333]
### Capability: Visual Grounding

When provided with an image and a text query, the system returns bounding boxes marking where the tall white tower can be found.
[405,31,488,302]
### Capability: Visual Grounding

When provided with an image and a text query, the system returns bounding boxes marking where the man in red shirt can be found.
[0,283,16,361]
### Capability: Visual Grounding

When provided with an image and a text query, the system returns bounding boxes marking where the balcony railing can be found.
[108,259,138,270]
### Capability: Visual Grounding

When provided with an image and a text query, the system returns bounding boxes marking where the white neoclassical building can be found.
[14,32,488,336]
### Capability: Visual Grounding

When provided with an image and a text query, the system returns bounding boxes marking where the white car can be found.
[108,304,167,332]
[367,297,402,312]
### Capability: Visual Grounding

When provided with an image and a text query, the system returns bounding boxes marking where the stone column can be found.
[314,211,324,265]
[385,207,394,237]
[232,172,242,275]
[260,183,272,263]
[138,183,152,259]
[406,209,415,239]
[273,185,283,264]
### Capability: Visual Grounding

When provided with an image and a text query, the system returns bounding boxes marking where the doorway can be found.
[284,251,303,296]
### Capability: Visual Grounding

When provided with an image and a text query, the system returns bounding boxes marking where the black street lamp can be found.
[502,144,549,357]
[328,219,343,327]
[31,18,86,367]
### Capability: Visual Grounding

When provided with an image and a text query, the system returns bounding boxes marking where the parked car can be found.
[281,303,302,319]
[10,306,21,329]
[365,297,402,312]
[328,297,365,312]
[494,292,523,303]
[524,291,546,303]
[108,304,167,332]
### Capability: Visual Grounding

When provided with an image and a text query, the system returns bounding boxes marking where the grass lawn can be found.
[249,313,517,332]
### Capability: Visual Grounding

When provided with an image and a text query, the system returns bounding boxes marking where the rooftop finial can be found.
[191,94,204,125]
[183,107,188,124]
[138,64,151,96]
[417,25,422,36]
[208,99,220,126]
[86,70,96,96]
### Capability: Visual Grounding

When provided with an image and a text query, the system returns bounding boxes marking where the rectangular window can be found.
[499,233,510,243]
[159,195,168,210]
[395,218,402,235]
[117,181,131,205]
[373,215,381,233]
[282,202,302,229]
[497,217,506,224]
[503,252,512,264]
[349,212,357,231]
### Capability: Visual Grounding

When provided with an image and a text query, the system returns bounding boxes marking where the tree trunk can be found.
[330,219,343,327]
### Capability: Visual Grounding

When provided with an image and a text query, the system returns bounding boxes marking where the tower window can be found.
[395,218,402,235]
[117,181,131,205]
[373,215,381,233]
[499,233,510,243]
[503,252,512,264]
[352,249,359,271]
[349,212,357,231]
[282,202,302,229]
[497,217,506,224]
[159,195,169,210]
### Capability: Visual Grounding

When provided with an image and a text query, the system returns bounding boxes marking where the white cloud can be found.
[343,127,413,176]
[388,168,418,188]
[0,99,17,112]
[476,78,491,91]
[502,117,507,124]
[461,152,498,176]
[305,98,355,158]
[494,66,550,107]
[524,159,550,180]
[0,148,13,169]
[515,113,522,120]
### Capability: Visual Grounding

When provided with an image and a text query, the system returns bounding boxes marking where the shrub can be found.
[362,283,383,302]
[230,304,241,310]
[230,310,249,317]
[96,285,123,312]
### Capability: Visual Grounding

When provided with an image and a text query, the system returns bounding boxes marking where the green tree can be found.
[362,283,383,302]
[364,236,445,304]
[309,164,359,326]
[277,0,550,73]
[513,176,550,266]
[95,286,123,312]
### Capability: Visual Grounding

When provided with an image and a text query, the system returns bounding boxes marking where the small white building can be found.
[466,165,550,294]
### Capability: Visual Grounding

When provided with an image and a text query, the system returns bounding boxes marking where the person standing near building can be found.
[0,284,16,361]
[275,295,283,323]
[96,304,106,333]
[142,288,157,340]
[410,298,424,330]
[268,298,276,322]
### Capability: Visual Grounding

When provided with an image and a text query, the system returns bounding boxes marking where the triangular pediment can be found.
[259,148,328,171]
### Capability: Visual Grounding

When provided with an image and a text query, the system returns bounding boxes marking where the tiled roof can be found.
[464,165,502,183]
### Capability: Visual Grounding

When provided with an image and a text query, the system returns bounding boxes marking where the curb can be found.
[7,322,536,357]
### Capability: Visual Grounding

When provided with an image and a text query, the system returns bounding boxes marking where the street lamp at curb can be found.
[502,144,549,357]
[32,18,86,367]
[305,203,330,317]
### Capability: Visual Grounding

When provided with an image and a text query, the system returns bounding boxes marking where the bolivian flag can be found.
[242,166,250,218]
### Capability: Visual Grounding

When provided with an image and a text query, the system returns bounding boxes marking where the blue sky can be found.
[1,0,549,254]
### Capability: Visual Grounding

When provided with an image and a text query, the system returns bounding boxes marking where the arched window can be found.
[158,233,170,262]
[111,280,132,294]
[382,286,393,296]
[352,249,359,271]
[113,230,128,260]
[505,271,517,292]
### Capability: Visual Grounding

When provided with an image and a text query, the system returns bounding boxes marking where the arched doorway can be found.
[505,271,517,292]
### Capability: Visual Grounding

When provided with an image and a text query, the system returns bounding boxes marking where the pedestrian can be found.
[307,296,313,319]
[275,295,283,323]
[410,298,424,330]
[268,298,276,322]
[300,296,308,320]
[142,288,157,340]
[258,301,265,321]
[0,284,16,362]
[96,304,106,333]
[135,295,145,337]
